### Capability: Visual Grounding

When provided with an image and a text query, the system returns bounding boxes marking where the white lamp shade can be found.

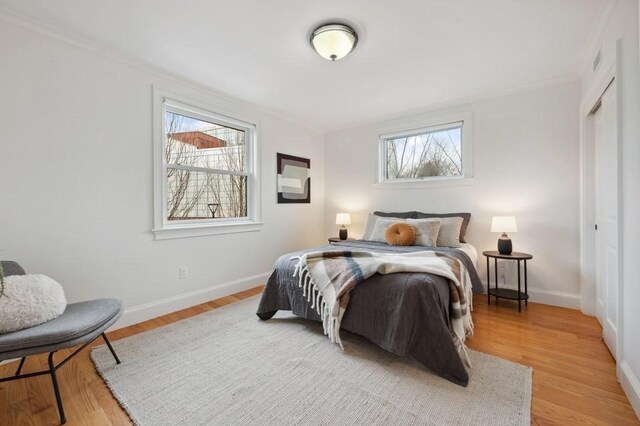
[336,213,351,226]
[311,24,358,61]
[491,216,518,233]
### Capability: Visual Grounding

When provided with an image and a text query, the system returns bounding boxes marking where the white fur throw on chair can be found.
[0,275,67,334]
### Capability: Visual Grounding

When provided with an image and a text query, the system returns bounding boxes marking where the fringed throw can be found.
[293,250,474,367]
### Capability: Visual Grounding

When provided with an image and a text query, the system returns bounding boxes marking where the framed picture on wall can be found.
[277,153,311,203]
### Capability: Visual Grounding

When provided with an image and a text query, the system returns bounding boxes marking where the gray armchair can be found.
[0,261,123,424]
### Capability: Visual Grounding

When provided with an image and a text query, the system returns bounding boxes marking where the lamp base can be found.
[497,233,512,254]
[339,227,348,240]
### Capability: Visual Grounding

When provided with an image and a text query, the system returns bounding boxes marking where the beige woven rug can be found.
[92,296,532,425]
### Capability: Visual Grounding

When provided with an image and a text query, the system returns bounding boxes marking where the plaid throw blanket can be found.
[293,250,474,366]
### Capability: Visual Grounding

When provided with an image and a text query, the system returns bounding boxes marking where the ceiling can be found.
[0,0,610,132]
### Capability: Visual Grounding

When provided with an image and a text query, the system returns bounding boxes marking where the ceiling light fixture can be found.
[310,23,358,61]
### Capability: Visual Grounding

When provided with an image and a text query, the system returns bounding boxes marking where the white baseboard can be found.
[111,272,270,330]
[620,361,640,420]
[482,282,581,309]
[0,273,268,366]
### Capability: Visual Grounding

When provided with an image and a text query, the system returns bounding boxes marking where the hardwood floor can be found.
[468,296,639,425]
[0,288,638,425]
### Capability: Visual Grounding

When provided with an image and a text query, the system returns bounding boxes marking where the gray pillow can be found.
[415,212,471,243]
[372,211,417,219]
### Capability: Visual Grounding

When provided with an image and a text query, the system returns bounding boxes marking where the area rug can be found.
[92,296,532,425]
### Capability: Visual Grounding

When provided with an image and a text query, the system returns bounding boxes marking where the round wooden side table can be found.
[483,250,533,312]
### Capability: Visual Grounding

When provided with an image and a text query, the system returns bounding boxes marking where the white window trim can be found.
[152,86,262,240]
[375,112,473,189]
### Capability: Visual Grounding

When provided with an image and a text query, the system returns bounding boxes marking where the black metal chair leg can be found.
[15,357,26,376]
[47,352,67,425]
[102,333,121,364]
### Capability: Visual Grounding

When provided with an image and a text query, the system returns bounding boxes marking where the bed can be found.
[256,239,483,386]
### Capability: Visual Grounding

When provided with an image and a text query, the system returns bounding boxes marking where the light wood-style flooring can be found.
[0,287,638,425]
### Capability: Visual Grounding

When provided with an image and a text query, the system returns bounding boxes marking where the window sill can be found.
[373,177,475,190]
[152,221,264,240]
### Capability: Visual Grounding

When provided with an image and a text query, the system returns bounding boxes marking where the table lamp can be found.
[491,216,517,254]
[336,213,351,240]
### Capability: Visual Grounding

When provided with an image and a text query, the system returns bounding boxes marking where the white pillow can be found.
[370,218,441,247]
[362,214,407,240]
[0,274,67,334]
[368,217,391,242]
[362,213,379,241]
[436,216,464,248]
[409,218,442,247]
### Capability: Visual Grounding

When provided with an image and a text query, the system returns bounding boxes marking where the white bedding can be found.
[457,243,479,269]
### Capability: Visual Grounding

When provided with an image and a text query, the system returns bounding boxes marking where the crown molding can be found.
[326,72,580,135]
[0,5,592,136]
[0,7,324,135]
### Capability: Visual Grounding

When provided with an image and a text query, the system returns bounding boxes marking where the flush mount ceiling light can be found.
[310,23,358,61]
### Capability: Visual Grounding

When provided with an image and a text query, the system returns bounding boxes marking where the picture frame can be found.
[277,153,311,204]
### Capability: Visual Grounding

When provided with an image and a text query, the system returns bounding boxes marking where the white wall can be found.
[0,18,325,324]
[324,80,581,308]
[581,0,640,417]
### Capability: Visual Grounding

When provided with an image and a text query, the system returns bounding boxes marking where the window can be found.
[378,116,471,185]
[153,89,261,239]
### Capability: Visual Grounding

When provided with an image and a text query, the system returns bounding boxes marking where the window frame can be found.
[152,87,262,240]
[376,112,473,188]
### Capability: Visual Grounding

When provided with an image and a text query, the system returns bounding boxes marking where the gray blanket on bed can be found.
[256,240,483,386]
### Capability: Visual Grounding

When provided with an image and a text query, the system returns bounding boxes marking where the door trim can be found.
[579,39,624,363]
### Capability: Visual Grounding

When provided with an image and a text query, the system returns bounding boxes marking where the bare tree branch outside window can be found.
[385,125,462,180]
[165,111,248,221]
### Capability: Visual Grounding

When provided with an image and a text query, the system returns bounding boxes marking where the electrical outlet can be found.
[179,267,188,280]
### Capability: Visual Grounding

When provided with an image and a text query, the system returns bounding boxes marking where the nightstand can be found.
[483,250,532,312]
[328,237,355,243]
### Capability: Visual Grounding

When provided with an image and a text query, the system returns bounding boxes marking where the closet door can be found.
[593,80,618,359]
